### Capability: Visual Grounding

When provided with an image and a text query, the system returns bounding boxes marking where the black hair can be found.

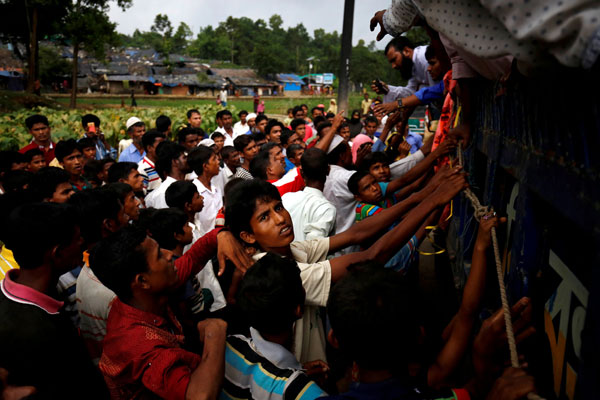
[84,160,103,186]
[211,131,225,140]
[290,118,306,131]
[146,208,187,250]
[55,139,80,162]
[68,188,123,246]
[313,115,327,129]
[155,141,185,178]
[364,115,379,126]
[265,119,284,136]
[327,141,350,166]
[23,148,44,163]
[90,226,148,301]
[359,151,390,172]
[316,121,332,136]
[142,130,166,151]
[3,170,33,192]
[328,263,420,371]
[223,177,244,200]
[25,114,49,130]
[155,115,171,133]
[0,151,26,173]
[187,145,214,176]
[178,127,200,144]
[165,180,197,210]
[220,109,232,117]
[259,141,280,154]
[77,137,96,152]
[347,170,372,196]
[187,109,200,119]
[326,112,335,119]
[301,148,327,182]
[3,202,78,270]
[225,179,281,241]
[255,114,268,125]
[107,162,138,183]
[234,135,254,153]
[28,167,70,201]
[292,105,303,117]
[238,110,248,118]
[237,252,305,335]
[425,45,436,61]
[287,144,304,161]
[311,106,321,114]
[249,150,271,180]
[221,145,237,160]
[104,182,133,205]
[251,131,266,143]
[384,36,414,55]
[81,114,100,128]
[279,129,294,146]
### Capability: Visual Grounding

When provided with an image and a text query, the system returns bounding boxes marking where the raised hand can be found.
[217,230,253,276]
[431,171,468,206]
[476,214,506,250]
[398,141,411,158]
[370,10,388,41]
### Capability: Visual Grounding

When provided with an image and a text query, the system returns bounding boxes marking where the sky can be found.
[108,0,391,49]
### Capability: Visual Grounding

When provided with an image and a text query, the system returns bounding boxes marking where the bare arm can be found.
[185,319,227,400]
[314,111,345,152]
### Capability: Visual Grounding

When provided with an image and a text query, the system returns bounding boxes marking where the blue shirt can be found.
[284,157,295,174]
[118,143,145,163]
[414,81,445,105]
[406,130,423,154]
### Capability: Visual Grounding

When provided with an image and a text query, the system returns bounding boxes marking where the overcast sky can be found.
[108,0,391,49]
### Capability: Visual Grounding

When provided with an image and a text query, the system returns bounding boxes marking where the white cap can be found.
[199,138,215,147]
[246,113,257,121]
[327,134,345,154]
[126,116,142,130]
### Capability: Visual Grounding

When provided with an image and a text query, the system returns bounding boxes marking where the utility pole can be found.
[338,0,354,117]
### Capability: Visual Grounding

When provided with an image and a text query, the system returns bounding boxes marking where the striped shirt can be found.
[222,330,326,400]
[234,167,254,180]
[138,156,162,193]
[0,246,18,281]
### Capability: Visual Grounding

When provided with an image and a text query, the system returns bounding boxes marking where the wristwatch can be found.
[397,98,403,109]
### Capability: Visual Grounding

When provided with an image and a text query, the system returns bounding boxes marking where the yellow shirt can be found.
[0,246,19,281]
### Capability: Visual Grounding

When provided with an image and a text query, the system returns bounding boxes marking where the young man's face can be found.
[222,114,233,130]
[225,150,241,170]
[100,161,115,183]
[386,47,404,71]
[182,133,199,151]
[243,198,294,251]
[213,136,225,150]
[256,119,268,133]
[82,146,96,160]
[129,125,146,145]
[204,153,221,177]
[176,223,194,246]
[147,137,165,161]
[48,182,74,203]
[123,191,141,221]
[268,125,282,144]
[293,110,305,119]
[268,155,285,180]
[365,122,378,138]
[188,112,202,128]
[62,149,84,177]
[339,126,350,142]
[141,236,179,294]
[29,123,51,144]
[189,192,204,213]
[290,148,304,167]
[312,109,322,119]
[269,145,285,167]
[427,56,443,81]
[287,133,302,147]
[56,226,85,273]
[356,174,383,204]
[174,152,191,174]
[243,140,259,162]
[240,114,247,124]
[369,162,391,182]
[28,155,46,172]
[123,169,144,193]
[363,93,369,100]
[294,124,306,138]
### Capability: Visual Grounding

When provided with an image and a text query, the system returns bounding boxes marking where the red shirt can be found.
[99,229,219,399]
[269,167,305,197]
[19,141,55,165]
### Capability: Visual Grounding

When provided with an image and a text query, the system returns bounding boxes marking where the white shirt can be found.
[214,127,234,147]
[282,187,336,241]
[233,121,250,138]
[192,178,223,234]
[253,238,331,363]
[384,46,437,103]
[390,150,425,179]
[323,165,356,236]
[144,176,177,209]
[213,165,236,196]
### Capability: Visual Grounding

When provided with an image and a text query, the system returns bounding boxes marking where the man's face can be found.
[214,136,225,150]
[339,126,350,142]
[240,114,247,124]
[269,145,285,167]
[190,192,204,213]
[290,148,304,167]
[364,93,369,100]
[182,133,199,151]
[357,174,383,204]
[49,182,74,203]
[82,146,96,160]
[256,119,268,133]
[62,149,84,177]
[56,226,85,273]
[123,169,144,193]
[28,155,46,172]
[147,137,165,161]
[268,125,282,144]
[205,153,221,177]
[386,47,404,71]
[294,110,305,119]
[243,140,259,161]
[174,152,191,174]
[287,133,302,147]
[268,155,285,180]
[427,57,443,81]
[369,162,391,182]
[312,109,322,119]
[243,198,294,251]
[100,161,114,183]
[247,118,256,129]
[141,237,179,294]
[222,114,233,130]
[11,161,27,171]
[123,191,141,221]
[188,112,202,128]
[294,124,306,138]
[225,150,241,170]
[365,122,378,138]
[301,105,308,115]
[179,223,194,246]
[130,125,146,144]
[29,123,51,144]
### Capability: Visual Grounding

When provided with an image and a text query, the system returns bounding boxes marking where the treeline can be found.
[119,14,430,87]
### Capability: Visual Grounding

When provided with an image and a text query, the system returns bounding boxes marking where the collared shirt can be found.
[0,270,108,399]
[137,156,162,193]
[405,131,424,154]
[79,136,116,160]
[0,246,18,281]
[222,327,326,400]
[390,150,424,180]
[213,165,236,195]
[193,178,223,235]
[324,165,357,236]
[145,176,177,209]
[384,46,437,103]
[19,140,55,165]
[233,121,250,138]
[214,127,235,146]
[234,166,253,180]
[118,142,146,163]
[282,186,336,241]
[253,238,331,363]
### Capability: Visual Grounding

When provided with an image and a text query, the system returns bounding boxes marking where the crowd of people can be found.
[2,0,594,396]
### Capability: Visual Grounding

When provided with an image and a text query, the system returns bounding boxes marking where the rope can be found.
[455,142,543,400]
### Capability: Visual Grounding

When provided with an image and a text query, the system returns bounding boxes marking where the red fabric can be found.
[268,170,305,197]
[99,299,200,400]
[174,228,219,287]
[19,142,55,165]
[432,70,457,170]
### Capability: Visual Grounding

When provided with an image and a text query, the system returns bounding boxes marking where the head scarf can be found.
[351,134,373,164]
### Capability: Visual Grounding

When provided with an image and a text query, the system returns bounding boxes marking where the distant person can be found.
[118,117,146,163]
[219,87,228,107]
[55,139,92,192]
[213,110,235,146]
[19,114,55,165]
[130,90,137,107]
[186,109,206,138]
[155,115,172,136]
[233,110,250,137]
[80,114,116,160]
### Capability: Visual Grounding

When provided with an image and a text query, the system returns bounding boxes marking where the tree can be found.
[39,45,71,85]
[172,22,192,54]
[151,13,173,59]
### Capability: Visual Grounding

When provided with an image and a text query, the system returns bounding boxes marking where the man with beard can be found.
[372,37,436,104]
